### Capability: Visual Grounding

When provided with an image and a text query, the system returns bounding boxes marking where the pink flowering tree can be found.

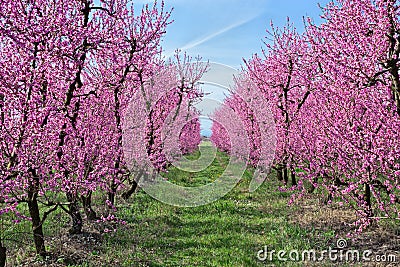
[49,0,172,235]
[240,0,400,232]
[87,0,172,207]
[210,120,231,153]
[0,0,173,256]
[296,0,400,232]
[244,19,317,186]
[178,117,202,154]
[211,0,400,233]
[0,0,104,254]
[210,72,276,186]
[122,53,207,189]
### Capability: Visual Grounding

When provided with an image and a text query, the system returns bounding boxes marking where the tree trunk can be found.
[27,169,46,257]
[308,177,318,193]
[276,166,283,181]
[291,170,297,186]
[66,193,82,234]
[108,190,115,207]
[364,165,373,218]
[107,176,120,207]
[122,170,143,200]
[121,180,138,200]
[27,198,46,256]
[364,183,373,217]
[283,166,288,185]
[0,239,6,267]
[81,192,97,221]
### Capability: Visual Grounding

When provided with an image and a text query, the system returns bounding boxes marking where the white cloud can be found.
[133,0,158,4]
[182,17,254,50]
[165,12,261,57]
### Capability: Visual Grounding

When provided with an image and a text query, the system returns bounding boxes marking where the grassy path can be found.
[9,145,389,266]
[101,149,322,267]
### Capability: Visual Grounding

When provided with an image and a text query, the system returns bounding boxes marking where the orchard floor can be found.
[4,146,400,266]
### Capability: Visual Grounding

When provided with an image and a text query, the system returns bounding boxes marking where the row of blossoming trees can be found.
[0,0,207,261]
[211,0,400,234]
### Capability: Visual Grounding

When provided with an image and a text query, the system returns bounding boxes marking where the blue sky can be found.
[149,0,331,67]
[134,0,331,136]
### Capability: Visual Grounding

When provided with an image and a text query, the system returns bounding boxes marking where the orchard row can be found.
[0,0,207,260]
[211,0,400,235]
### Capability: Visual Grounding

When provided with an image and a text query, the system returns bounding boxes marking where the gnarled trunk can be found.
[81,192,97,221]
[66,193,83,234]
[283,166,288,185]
[364,183,373,218]
[121,180,138,200]
[276,166,283,181]
[27,197,46,256]
[27,169,46,256]
[0,239,6,267]
[291,170,297,186]
[122,170,143,200]
[108,186,116,207]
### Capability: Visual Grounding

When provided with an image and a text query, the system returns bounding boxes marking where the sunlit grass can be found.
[2,147,364,266]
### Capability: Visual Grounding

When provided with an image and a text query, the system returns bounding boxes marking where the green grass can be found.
[2,145,340,266]
[98,149,324,267]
